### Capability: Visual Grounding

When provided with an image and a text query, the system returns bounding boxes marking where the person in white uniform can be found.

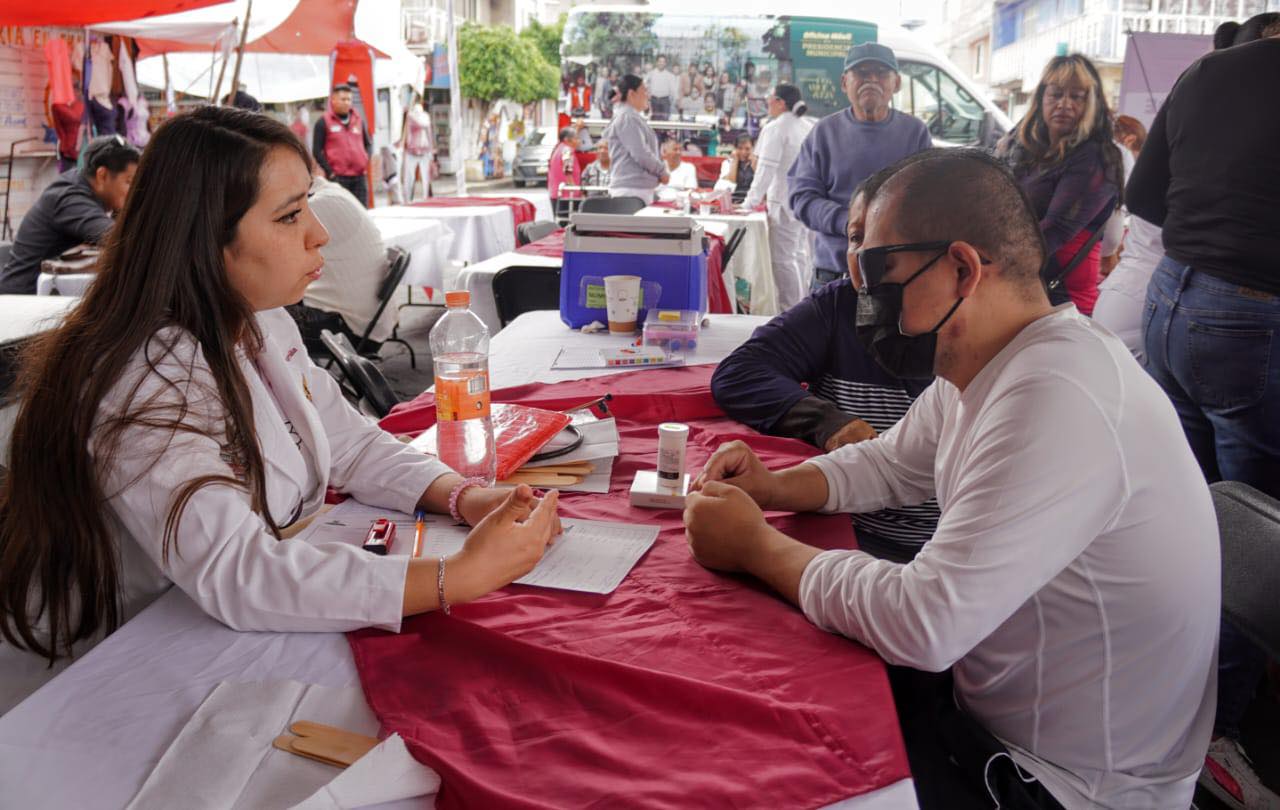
[742,83,814,312]
[0,106,561,715]
[683,149,1219,809]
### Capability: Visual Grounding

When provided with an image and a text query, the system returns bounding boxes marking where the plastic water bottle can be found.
[429,290,496,485]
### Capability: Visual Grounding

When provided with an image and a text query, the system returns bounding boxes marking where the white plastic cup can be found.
[699,203,713,216]
[604,274,641,334]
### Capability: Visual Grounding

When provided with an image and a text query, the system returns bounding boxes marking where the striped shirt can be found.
[810,375,939,546]
[711,278,939,556]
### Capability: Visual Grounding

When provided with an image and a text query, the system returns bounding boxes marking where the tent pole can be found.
[227,0,254,106]
[211,19,234,105]
[162,53,173,114]
[446,0,465,195]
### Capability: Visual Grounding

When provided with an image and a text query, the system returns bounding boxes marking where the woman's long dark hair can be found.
[0,106,310,662]
[1003,54,1124,208]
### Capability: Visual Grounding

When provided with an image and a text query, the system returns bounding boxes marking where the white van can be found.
[561,5,1012,149]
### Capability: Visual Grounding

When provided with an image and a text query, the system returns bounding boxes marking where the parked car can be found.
[512,127,557,188]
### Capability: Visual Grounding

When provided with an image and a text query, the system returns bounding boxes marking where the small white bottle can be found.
[656,423,689,490]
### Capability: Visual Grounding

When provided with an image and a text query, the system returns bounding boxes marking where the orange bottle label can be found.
[435,372,491,421]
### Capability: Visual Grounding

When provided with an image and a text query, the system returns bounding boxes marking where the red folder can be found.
[488,403,571,480]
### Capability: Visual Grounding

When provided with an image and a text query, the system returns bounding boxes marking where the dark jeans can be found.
[649,96,671,120]
[1144,255,1280,740]
[890,668,1067,810]
[333,173,369,208]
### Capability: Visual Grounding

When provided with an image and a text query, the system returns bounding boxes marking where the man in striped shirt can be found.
[711,179,938,562]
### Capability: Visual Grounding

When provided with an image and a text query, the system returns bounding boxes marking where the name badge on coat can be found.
[330,125,342,133]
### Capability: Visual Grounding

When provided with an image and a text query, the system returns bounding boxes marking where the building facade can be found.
[986,0,1278,117]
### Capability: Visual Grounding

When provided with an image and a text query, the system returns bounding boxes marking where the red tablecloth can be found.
[410,196,537,240]
[357,368,910,810]
[513,228,733,314]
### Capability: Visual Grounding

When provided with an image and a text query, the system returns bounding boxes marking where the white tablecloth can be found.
[36,271,96,296]
[639,207,776,317]
[370,204,515,269]
[0,294,78,346]
[0,310,915,810]
[369,215,454,287]
[476,190,554,224]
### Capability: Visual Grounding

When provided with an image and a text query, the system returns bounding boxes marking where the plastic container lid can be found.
[444,290,471,308]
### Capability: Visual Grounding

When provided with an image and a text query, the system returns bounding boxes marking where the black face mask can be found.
[853,244,965,380]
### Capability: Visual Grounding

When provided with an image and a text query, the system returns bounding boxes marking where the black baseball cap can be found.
[843,42,899,73]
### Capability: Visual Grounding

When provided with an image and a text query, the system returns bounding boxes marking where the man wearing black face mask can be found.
[684,149,1220,809]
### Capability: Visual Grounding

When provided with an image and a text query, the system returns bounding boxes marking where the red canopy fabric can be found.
[5,1,224,27]
[358,368,910,809]
[140,0,388,58]
[245,0,385,56]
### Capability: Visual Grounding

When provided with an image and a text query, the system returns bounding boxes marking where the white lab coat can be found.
[0,308,451,713]
[744,112,814,311]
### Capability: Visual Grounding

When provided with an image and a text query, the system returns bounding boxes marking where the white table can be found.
[0,295,80,456]
[0,311,915,810]
[370,204,515,269]
[476,190,554,223]
[369,214,454,288]
[639,207,777,317]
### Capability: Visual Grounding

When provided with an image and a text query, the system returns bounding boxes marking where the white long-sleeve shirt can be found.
[801,306,1219,809]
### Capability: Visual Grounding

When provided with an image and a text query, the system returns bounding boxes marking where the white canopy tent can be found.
[106,0,423,103]
[92,0,298,51]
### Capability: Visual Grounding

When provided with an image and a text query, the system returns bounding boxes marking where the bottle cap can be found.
[444,290,471,307]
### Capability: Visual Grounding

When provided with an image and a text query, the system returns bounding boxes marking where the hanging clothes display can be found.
[44,38,74,106]
[116,41,149,147]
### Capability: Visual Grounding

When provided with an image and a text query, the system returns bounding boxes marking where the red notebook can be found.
[410,403,571,481]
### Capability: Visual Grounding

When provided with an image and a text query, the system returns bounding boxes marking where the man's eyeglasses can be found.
[856,241,991,289]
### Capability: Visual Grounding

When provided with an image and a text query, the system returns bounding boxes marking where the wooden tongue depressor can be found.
[501,471,583,486]
[272,721,381,768]
[514,462,595,475]
[272,734,346,768]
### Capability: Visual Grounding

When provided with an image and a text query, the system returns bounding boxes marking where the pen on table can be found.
[412,510,426,558]
[560,393,612,415]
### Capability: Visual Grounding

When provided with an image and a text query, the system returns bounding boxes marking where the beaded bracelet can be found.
[437,555,450,615]
[448,476,488,524]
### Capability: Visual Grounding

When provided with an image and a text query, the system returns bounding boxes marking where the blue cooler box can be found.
[559,212,708,329]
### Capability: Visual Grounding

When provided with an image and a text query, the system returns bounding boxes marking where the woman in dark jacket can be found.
[996,54,1122,315]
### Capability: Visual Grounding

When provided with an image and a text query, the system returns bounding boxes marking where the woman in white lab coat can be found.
[0,106,559,713]
[742,84,814,312]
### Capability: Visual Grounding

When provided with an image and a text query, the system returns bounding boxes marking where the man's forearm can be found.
[769,462,830,513]
[742,523,823,607]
